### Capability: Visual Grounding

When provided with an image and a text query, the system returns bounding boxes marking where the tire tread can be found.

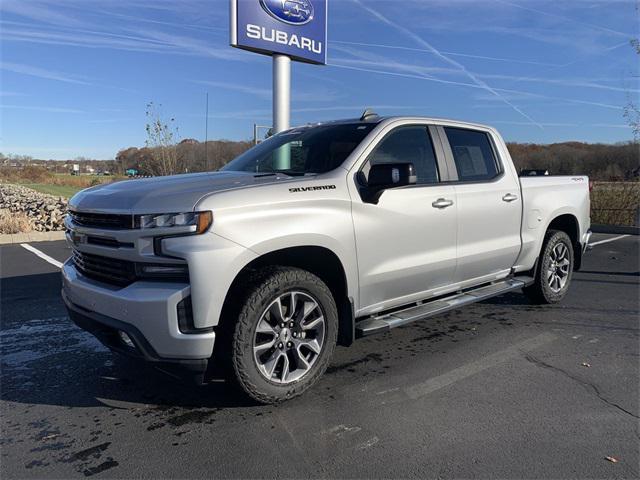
[524,229,574,304]
[230,266,337,404]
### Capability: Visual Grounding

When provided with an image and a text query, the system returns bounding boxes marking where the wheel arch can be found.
[546,213,583,270]
[220,246,355,348]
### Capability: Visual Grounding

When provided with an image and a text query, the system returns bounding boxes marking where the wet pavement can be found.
[1,235,638,478]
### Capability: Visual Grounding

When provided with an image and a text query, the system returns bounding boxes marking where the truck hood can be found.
[69,171,286,213]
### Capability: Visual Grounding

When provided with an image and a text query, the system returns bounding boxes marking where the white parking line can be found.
[589,234,630,247]
[15,233,633,276]
[19,243,63,269]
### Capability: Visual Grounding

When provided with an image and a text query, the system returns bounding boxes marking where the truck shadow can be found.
[1,271,536,412]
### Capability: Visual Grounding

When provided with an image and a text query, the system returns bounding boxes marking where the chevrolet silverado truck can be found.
[63,113,591,403]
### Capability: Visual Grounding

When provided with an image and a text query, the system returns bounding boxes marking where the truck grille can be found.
[72,250,137,287]
[69,211,134,230]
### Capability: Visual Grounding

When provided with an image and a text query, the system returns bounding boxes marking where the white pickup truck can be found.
[63,113,591,403]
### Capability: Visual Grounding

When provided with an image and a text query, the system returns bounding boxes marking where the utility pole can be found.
[204,92,209,170]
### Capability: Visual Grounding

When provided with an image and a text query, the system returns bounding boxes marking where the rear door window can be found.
[444,127,500,182]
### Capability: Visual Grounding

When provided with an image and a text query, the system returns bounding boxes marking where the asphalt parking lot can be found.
[1,234,638,479]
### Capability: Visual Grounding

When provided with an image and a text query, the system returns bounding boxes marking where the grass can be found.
[591,182,639,226]
[0,209,32,234]
[21,183,85,198]
[0,167,125,199]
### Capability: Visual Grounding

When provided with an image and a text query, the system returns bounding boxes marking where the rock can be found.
[0,183,69,232]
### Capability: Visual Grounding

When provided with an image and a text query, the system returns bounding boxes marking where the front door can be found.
[350,124,458,315]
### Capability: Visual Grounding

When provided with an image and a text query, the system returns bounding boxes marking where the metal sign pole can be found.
[273,54,291,133]
[273,53,291,170]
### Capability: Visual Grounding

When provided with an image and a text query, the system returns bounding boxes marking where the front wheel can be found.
[230,267,338,403]
[524,229,574,304]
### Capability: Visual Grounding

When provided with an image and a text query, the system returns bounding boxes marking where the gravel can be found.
[0,184,67,232]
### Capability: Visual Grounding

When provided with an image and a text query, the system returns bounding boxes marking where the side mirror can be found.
[360,162,417,204]
[368,163,417,187]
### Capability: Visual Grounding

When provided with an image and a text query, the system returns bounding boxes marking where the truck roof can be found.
[301,114,495,132]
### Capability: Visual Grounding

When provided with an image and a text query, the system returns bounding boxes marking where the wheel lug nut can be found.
[292,332,298,338]
[280,323,285,328]
[289,322,294,328]
[287,341,293,348]
[278,342,283,349]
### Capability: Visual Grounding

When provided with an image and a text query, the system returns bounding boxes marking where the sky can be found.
[0,0,638,160]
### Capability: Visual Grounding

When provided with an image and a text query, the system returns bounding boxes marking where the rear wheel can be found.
[230,267,337,403]
[524,229,574,304]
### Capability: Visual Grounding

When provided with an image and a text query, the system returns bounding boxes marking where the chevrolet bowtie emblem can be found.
[69,230,86,245]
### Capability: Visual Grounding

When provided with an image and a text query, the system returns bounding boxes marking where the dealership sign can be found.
[230,0,327,65]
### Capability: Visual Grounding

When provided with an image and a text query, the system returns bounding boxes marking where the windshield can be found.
[221,123,375,175]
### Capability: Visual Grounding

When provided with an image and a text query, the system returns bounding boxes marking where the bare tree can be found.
[624,15,640,139]
[144,102,180,176]
[623,101,640,141]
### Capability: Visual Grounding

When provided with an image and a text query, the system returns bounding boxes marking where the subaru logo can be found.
[260,0,314,25]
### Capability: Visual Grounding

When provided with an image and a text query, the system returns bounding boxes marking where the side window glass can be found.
[368,126,439,184]
[444,127,500,182]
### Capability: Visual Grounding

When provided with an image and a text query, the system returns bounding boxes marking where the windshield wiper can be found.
[254,170,312,177]
[275,170,308,176]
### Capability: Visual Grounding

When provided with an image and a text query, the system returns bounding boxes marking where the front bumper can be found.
[62,259,215,364]
[64,292,210,383]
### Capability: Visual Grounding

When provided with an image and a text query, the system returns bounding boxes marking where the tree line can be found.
[116,139,253,175]
[116,139,639,181]
[506,141,639,181]
[4,139,638,182]
[116,101,639,180]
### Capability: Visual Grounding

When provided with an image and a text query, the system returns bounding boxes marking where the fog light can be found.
[137,264,188,279]
[177,296,194,334]
[118,331,134,348]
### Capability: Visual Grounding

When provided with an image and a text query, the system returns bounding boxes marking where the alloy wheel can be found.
[547,242,571,293]
[253,291,326,384]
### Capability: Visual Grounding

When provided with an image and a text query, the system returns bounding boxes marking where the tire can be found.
[229,266,338,404]
[524,229,574,304]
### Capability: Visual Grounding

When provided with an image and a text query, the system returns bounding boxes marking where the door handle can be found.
[502,193,518,203]
[432,198,454,209]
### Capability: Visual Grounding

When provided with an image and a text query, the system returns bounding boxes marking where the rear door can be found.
[438,126,522,285]
[350,124,458,313]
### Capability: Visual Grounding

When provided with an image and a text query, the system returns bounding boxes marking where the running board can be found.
[355,277,532,338]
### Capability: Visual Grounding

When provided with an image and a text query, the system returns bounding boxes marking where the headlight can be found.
[136,211,212,234]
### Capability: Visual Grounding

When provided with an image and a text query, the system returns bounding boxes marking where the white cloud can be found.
[192,80,343,103]
[192,81,272,99]
[1,104,84,113]
[349,0,542,128]
[0,62,93,85]
[493,0,632,39]
[332,40,563,67]
[1,23,247,62]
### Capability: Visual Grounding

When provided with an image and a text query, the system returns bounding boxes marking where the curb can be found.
[0,231,66,245]
[591,224,640,236]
